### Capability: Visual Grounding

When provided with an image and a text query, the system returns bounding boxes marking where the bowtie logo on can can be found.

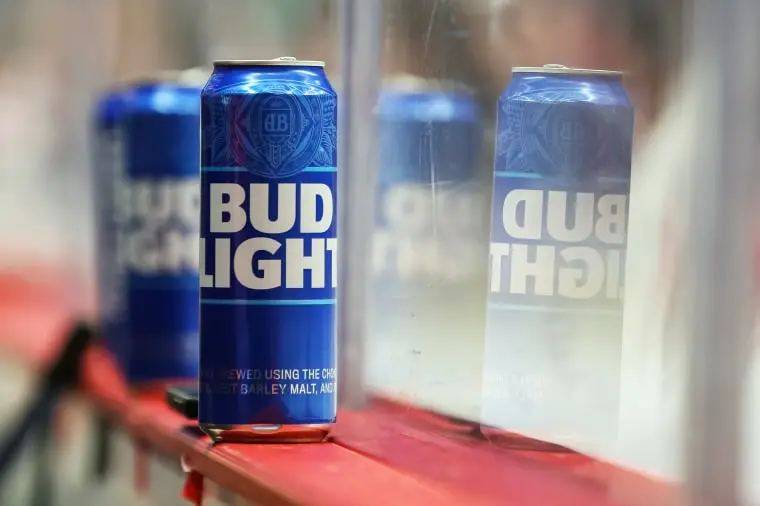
[228,81,333,179]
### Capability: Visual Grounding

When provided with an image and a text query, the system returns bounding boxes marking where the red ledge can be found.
[82,347,504,506]
[348,398,681,506]
[0,270,679,506]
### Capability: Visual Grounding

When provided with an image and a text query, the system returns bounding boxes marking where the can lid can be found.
[383,73,473,94]
[213,56,325,68]
[512,64,623,77]
[382,73,430,92]
[178,66,212,86]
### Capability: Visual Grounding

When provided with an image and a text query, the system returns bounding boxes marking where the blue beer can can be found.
[373,75,486,290]
[106,74,202,385]
[199,57,338,442]
[367,75,489,418]
[179,66,212,87]
[93,86,126,351]
[482,65,633,446]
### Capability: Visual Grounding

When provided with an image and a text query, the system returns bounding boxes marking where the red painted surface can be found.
[0,269,679,506]
[80,345,133,418]
[332,408,613,506]
[182,470,205,506]
[125,391,497,506]
[0,272,74,367]
[334,399,682,506]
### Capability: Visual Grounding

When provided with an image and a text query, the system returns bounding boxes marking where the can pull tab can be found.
[543,64,569,69]
[273,56,297,62]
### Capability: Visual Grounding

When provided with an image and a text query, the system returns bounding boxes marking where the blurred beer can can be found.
[179,66,212,87]
[373,75,486,291]
[92,85,127,353]
[366,75,489,419]
[482,64,634,449]
[95,72,202,385]
[198,57,338,442]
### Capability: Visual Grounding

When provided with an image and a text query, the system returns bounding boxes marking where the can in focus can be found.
[102,74,202,386]
[199,57,338,443]
[482,65,634,448]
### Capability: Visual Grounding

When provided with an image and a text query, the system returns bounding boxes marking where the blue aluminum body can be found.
[367,79,488,405]
[199,61,338,426]
[377,81,480,186]
[93,87,126,356]
[95,87,126,131]
[483,68,633,436]
[107,80,202,384]
[373,79,484,291]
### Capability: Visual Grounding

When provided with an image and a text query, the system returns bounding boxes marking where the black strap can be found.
[0,321,94,491]
[91,412,112,482]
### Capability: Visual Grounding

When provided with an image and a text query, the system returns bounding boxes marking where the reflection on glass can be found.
[363,0,492,420]
[483,67,633,453]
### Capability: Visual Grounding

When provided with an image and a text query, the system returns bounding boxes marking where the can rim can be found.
[512,64,623,77]
[214,57,325,68]
[382,73,474,94]
[178,67,212,86]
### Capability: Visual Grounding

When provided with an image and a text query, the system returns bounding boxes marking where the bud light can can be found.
[179,66,212,87]
[482,65,634,448]
[92,85,126,356]
[199,57,338,443]
[368,75,489,415]
[104,74,202,386]
[373,75,486,290]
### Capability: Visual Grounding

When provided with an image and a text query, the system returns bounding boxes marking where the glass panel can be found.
[367,0,688,457]
[201,0,339,68]
[366,0,491,422]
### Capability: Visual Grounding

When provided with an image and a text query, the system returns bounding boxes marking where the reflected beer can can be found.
[99,74,202,385]
[199,57,338,443]
[482,65,634,448]
[373,76,485,290]
[367,76,489,418]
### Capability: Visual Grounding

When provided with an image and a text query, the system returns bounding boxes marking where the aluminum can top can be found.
[382,73,473,94]
[179,67,212,86]
[94,87,128,130]
[379,73,479,123]
[511,63,622,78]
[213,56,325,68]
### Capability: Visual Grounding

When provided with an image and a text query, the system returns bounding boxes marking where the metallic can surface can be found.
[109,78,202,384]
[373,76,486,290]
[199,58,338,426]
[482,66,633,446]
[367,75,489,420]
